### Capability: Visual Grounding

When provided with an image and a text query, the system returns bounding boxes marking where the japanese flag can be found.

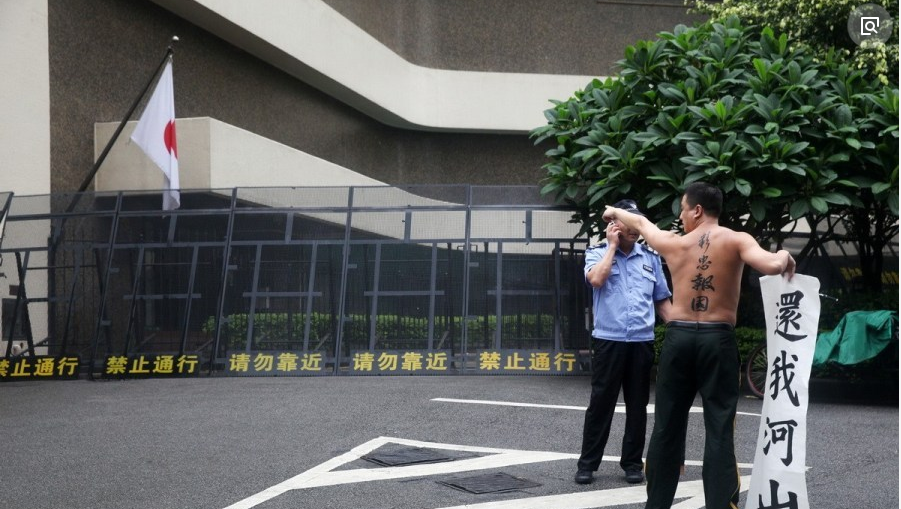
[131,59,179,210]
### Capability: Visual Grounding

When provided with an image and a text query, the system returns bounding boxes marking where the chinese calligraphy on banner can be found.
[747,274,820,509]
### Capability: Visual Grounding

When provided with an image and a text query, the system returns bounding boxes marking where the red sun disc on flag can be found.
[164,120,177,158]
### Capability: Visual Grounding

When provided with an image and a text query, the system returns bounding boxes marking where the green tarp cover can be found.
[813,310,898,367]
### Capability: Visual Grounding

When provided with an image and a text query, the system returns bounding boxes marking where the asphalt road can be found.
[1,375,897,509]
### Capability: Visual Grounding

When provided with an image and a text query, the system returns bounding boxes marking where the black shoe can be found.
[624,469,644,484]
[574,469,594,484]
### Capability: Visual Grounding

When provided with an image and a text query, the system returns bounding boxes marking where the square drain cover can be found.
[437,472,541,494]
[362,447,453,467]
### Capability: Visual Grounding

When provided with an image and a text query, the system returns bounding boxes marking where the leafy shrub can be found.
[204,312,559,351]
[531,16,898,295]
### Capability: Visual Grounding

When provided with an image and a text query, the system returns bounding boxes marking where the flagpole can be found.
[49,37,178,360]
[69,36,179,208]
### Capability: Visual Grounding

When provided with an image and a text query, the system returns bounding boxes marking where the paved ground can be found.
[1,375,897,509]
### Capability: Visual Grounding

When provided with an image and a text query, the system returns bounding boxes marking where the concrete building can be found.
[3,0,699,197]
[1,0,700,363]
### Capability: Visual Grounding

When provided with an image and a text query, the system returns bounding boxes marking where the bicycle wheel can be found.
[745,342,768,399]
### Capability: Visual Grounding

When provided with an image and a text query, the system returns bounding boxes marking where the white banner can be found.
[746,274,820,509]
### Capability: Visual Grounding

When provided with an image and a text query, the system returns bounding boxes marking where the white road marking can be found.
[431,398,587,411]
[431,397,761,417]
[221,435,756,509]
[436,476,753,509]
[221,436,578,509]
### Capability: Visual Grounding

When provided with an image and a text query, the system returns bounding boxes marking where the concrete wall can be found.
[323,0,697,75]
[93,117,385,192]
[47,0,700,193]
[148,0,599,132]
[1,1,51,195]
[0,1,52,352]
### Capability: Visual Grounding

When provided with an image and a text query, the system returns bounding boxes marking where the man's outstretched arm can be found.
[737,233,796,280]
[602,205,674,251]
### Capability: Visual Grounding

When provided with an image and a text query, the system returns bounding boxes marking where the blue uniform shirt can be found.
[585,242,671,342]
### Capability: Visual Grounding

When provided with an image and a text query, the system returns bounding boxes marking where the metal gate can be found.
[0,186,593,378]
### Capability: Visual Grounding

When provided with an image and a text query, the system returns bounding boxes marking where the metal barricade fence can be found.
[0,186,593,379]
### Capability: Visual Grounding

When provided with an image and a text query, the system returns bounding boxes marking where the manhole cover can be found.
[362,447,453,467]
[437,472,542,494]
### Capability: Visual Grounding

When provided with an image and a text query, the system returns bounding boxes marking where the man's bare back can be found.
[603,189,794,326]
[655,225,749,325]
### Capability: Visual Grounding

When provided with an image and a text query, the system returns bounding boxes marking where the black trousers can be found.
[577,338,654,472]
[645,323,740,509]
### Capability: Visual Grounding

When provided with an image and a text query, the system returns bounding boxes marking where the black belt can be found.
[667,320,734,331]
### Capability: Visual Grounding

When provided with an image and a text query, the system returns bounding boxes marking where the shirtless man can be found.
[602,182,795,509]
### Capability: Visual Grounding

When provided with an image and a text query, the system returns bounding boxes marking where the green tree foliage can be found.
[530,17,898,291]
[690,0,899,86]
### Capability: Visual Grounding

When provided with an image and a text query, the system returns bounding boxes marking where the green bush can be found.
[202,312,333,350]
[204,312,560,351]
[208,305,894,379]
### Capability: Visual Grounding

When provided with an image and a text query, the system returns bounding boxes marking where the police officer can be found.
[575,199,672,485]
